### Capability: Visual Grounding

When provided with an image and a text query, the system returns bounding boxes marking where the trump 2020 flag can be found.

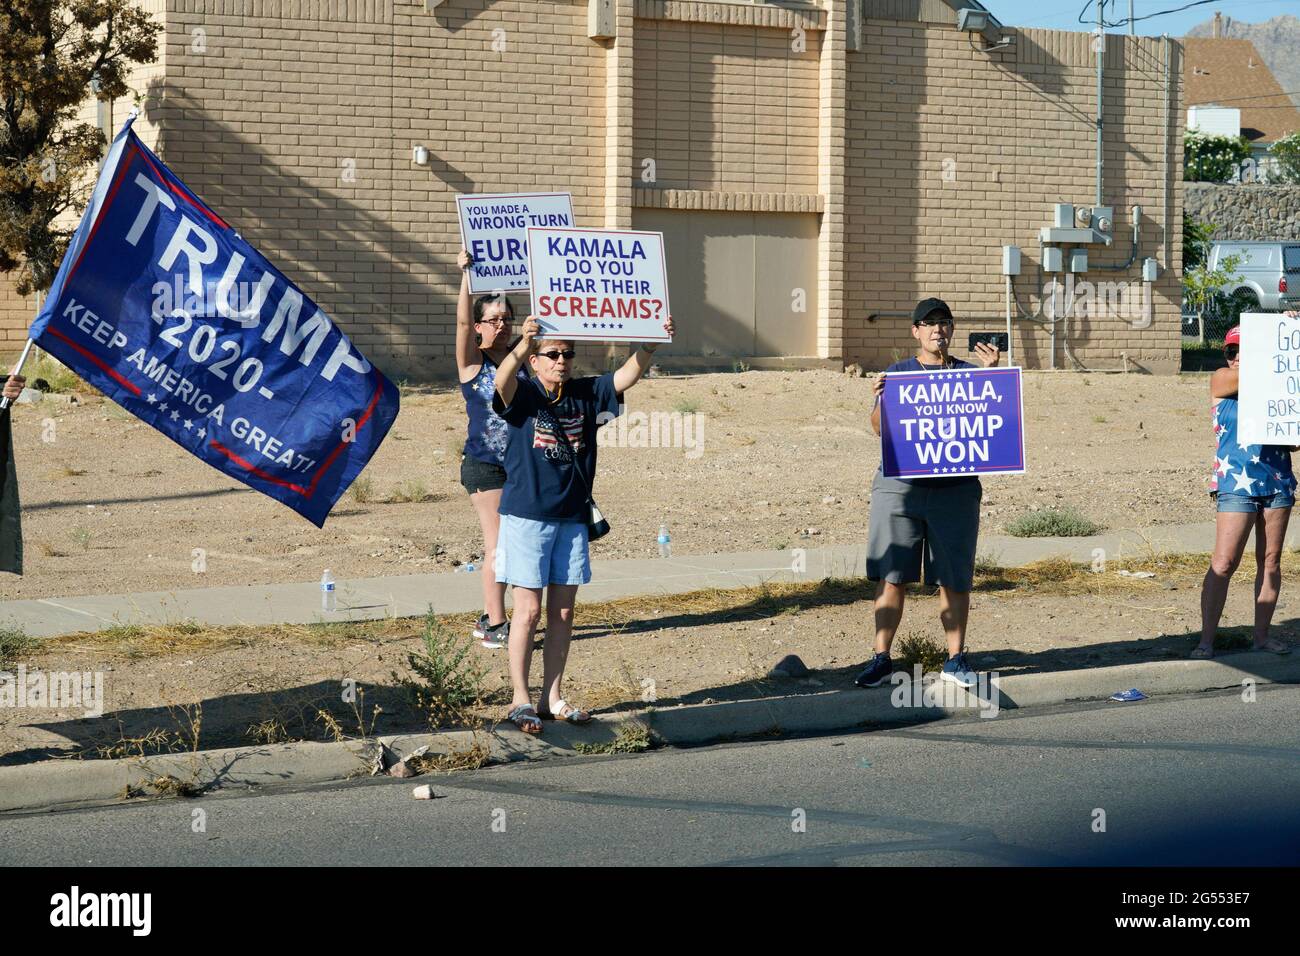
[28,114,399,527]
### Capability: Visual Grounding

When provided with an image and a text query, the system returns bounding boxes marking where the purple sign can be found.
[881,367,1025,478]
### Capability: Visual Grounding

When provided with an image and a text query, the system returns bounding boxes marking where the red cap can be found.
[1225,326,1241,346]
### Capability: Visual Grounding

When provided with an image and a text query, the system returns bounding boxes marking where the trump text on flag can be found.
[526,227,672,343]
[880,368,1025,478]
[456,192,575,294]
[1236,312,1300,445]
[26,116,400,527]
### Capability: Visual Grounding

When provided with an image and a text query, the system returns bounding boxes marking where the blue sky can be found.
[986,0,1300,35]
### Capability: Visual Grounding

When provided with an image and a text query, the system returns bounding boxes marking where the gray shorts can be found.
[866,473,982,592]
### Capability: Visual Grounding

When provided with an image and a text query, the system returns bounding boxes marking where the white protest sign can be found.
[1238,311,1300,445]
[526,227,672,343]
[456,192,575,293]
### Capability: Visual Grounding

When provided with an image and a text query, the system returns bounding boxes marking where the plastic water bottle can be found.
[657,523,671,558]
[320,569,336,612]
[456,562,476,573]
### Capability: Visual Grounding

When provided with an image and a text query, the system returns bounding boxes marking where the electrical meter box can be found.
[1142,258,1158,282]
[1043,247,1063,272]
[1068,248,1088,273]
[1002,245,1021,275]
[1053,204,1074,229]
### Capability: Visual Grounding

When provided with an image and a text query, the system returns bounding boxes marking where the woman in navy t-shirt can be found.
[491,314,673,735]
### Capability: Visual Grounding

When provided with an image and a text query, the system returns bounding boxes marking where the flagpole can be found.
[0,338,35,410]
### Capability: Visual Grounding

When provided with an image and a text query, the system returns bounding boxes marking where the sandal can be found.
[1190,645,1214,660]
[507,704,543,735]
[539,699,591,724]
[1253,638,1291,655]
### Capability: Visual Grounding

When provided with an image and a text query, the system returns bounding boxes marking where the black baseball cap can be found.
[912,297,954,326]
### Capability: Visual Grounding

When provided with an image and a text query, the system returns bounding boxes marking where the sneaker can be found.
[940,651,978,689]
[480,620,510,649]
[471,613,490,640]
[853,652,893,688]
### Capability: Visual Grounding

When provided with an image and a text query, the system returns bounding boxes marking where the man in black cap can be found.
[857,298,1000,690]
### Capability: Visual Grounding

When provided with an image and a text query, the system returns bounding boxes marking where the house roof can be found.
[1184,37,1300,144]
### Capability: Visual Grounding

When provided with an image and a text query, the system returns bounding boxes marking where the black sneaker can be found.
[854,652,893,688]
[480,620,509,650]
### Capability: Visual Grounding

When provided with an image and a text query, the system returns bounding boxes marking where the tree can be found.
[0,1,160,297]
[1269,131,1300,184]
[1182,215,1215,274]
[1184,131,1252,184]
[1184,250,1242,345]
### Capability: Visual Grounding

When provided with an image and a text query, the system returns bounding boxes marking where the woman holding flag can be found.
[456,249,528,649]
[492,314,672,734]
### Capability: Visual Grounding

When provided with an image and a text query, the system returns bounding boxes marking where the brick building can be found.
[0,0,1186,376]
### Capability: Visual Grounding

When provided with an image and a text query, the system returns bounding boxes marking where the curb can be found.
[2,653,1296,814]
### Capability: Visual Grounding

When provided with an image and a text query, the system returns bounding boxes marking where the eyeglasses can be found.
[1225,345,1239,358]
[917,319,953,328]
[476,317,511,327]
[537,349,576,361]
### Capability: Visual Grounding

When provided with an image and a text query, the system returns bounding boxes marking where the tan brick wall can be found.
[139,0,607,379]
[844,22,1185,372]
[632,14,823,196]
[1,1,1187,376]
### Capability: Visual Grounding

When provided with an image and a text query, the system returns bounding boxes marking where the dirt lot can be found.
[2,368,1216,601]
[6,550,1297,764]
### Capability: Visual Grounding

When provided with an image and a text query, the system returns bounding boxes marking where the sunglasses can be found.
[917,319,953,328]
[1225,345,1239,358]
[537,349,576,361]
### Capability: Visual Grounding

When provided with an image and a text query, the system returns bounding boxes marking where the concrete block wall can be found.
[844,22,1185,372]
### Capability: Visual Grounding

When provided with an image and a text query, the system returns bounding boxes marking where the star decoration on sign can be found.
[159,403,169,412]
[198,427,207,439]
[170,410,180,422]
[183,419,193,430]
[146,393,157,405]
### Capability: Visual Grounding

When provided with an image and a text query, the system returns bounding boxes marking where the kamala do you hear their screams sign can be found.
[1238,312,1300,445]
[880,367,1026,478]
[526,227,672,343]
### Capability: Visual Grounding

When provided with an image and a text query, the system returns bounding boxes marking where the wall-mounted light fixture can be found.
[413,145,430,166]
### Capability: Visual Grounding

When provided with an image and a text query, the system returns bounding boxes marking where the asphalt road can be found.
[3,686,1299,866]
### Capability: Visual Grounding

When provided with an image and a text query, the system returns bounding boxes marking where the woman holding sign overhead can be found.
[456,249,529,649]
[1195,316,1300,659]
[492,313,673,735]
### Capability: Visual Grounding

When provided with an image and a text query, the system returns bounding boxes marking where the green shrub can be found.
[395,610,486,729]
[1005,506,1103,538]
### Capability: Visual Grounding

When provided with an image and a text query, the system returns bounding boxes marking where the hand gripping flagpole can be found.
[1,107,141,411]
[0,338,35,410]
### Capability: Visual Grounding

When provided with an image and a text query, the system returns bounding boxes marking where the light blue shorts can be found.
[495,514,591,588]
[1216,490,1296,513]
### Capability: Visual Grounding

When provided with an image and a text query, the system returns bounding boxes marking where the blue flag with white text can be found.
[28,114,399,527]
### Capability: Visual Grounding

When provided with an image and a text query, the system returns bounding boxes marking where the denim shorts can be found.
[1215,490,1296,513]
[460,455,507,494]
[494,514,590,588]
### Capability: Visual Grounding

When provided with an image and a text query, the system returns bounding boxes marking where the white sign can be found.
[456,192,575,293]
[1237,311,1300,444]
[526,227,672,343]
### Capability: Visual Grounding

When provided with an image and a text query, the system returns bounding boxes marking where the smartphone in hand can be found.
[968,332,1008,353]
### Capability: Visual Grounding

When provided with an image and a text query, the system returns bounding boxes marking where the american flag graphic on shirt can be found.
[534,411,585,456]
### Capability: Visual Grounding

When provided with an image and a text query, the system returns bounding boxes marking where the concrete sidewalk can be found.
[0,520,1262,639]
